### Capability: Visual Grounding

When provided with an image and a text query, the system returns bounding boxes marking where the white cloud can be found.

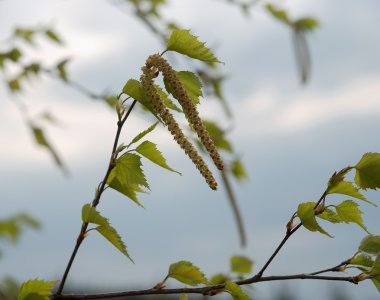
[238,75,380,137]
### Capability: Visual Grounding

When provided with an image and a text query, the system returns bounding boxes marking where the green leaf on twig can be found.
[297,202,332,237]
[335,200,369,233]
[128,122,159,147]
[355,152,380,190]
[19,279,57,300]
[350,254,374,268]
[164,71,203,105]
[135,141,181,174]
[230,255,253,274]
[358,235,380,255]
[45,29,62,44]
[225,280,251,300]
[82,204,132,261]
[266,4,290,24]
[167,261,208,286]
[327,181,375,206]
[166,30,221,63]
[107,153,149,206]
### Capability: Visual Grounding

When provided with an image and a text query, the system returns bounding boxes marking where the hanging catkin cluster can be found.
[140,55,222,190]
[146,54,224,171]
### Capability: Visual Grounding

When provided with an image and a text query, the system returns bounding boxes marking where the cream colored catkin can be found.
[140,65,218,190]
[146,54,224,171]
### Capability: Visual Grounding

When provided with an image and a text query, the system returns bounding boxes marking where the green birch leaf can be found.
[359,235,380,255]
[297,202,332,237]
[164,71,203,105]
[327,181,376,206]
[56,59,69,82]
[107,153,149,206]
[96,225,132,261]
[8,79,21,92]
[316,208,341,223]
[45,30,62,44]
[230,255,253,274]
[81,203,108,226]
[7,48,22,62]
[18,279,57,300]
[350,254,374,268]
[209,273,229,285]
[135,141,181,174]
[371,276,380,293]
[168,261,208,286]
[155,84,182,112]
[14,28,35,44]
[231,158,248,182]
[166,30,221,63]
[127,122,159,148]
[122,79,162,121]
[370,253,380,275]
[31,126,65,172]
[266,4,290,24]
[355,152,380,190]
[335,200,370,233]
[225,280,251,300]
[202,121,233,153]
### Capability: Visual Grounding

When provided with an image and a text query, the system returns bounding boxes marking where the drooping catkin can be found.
[146,54,224,171]
[140,65,218,190]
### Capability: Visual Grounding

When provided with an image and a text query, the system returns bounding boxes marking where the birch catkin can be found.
[146,54,224,171]
[140,65,218,190]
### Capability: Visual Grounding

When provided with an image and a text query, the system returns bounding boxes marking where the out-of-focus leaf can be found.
[164,71,203,105]
[358,235,380,255]
[18,279,57,300]
[56,59,70,82]
[167,261,208,286]
[294,18,319,31]
[230,255,253,274]
[225,280,251,300]
[202,121,232,153]
[231,158,248,182]
[45,29,62,44]
[266,4,290,24]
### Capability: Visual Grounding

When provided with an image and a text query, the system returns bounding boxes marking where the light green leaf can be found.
[370,253,380,276]
[96,225,132,261]
[107,153,149,206]
[230,255,253,274]
[202,121,233,153]
[81,204,108,226]
[209,273,229,285]
[335,200,369,233]
[266,4,290,24]
[164,71,203,105]
[316,208,341,223]
[128,122,159,147]
[355,152,380,190]
[359,235,380,255]
[155,84,182,112]
[168,261,208,286]
[7,47,22,62]
[8,78,21,92]
[18,279,57,300]
[225,280,251,300]
[231,158,248,182]
[297,202,332,237]
[371,276,380,293]
[327,181,375,206]
[135,141,180,174]
[166,30,221,63]
[122,79,162,121]
[350,254,374,268]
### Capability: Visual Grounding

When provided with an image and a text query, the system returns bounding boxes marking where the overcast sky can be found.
[1,1,380,300]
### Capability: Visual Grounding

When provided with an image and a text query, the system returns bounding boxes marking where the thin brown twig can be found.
[55,100,137,295]
[52,273,358,300]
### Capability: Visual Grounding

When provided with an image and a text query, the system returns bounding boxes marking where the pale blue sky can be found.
[1,1,380,299]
